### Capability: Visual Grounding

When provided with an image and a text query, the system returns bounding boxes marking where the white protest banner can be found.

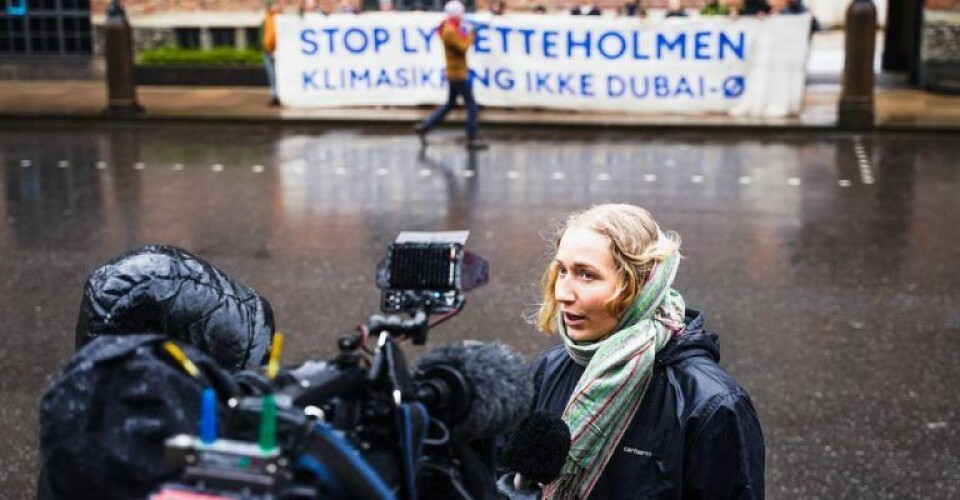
[276,13,811,117]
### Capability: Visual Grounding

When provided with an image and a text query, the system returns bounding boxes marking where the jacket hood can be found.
[656,308,720,368]
[74,245,274,371]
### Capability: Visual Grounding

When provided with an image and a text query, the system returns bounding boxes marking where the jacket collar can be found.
[655,308,720,368]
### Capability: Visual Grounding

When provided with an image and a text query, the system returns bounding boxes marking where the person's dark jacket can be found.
[570,5,601,15]
[530,309,765,499]
[75,244,274,371]
[742,0,771,15]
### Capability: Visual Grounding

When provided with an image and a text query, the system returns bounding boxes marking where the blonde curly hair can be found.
[536,204,680,334]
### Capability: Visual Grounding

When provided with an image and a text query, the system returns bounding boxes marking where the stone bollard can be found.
[838,0,878,130]
[103,0,143,117]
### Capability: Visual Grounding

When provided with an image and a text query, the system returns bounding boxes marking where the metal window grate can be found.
[245,27,261,50]
[210,27,235,48]
[1,0,91,55]
[175,27,201,49]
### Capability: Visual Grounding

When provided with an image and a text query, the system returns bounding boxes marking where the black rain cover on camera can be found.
[38,334,225,500]
[74,245,274,371]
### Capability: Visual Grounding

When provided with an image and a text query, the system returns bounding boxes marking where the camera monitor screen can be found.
[387,244,458,291]
[377,231,486,314]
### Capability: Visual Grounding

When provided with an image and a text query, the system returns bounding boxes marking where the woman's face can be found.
[554,226,621,342]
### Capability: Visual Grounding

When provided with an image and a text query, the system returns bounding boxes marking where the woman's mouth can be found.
[563,311,586,327]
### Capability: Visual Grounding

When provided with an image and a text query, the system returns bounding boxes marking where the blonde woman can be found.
[528,204,764,499]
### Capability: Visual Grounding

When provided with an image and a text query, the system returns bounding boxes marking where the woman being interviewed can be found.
[530,204,764,499]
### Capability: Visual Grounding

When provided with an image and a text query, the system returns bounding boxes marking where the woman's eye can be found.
[578,270,595,280]
[557,266,568,277]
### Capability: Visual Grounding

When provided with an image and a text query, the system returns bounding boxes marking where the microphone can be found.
[413,341,533,443]
[502,411,571,488]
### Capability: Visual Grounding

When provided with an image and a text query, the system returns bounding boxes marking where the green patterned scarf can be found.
[543,247,685,500]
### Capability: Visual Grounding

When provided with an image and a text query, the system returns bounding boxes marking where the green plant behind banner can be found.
[139,47,263,66]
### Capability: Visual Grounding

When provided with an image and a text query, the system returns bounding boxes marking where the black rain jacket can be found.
[74,244,274,371]
[530,309,765,499]
[39,245,276,499]
[38,335,236,500]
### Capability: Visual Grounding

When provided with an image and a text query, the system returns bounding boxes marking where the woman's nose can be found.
[555,276,574,303]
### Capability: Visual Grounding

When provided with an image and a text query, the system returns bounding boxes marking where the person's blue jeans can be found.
[262,53,277,99]
[421,79,478,140]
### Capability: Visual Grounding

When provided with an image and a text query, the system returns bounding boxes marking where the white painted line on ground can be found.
[690,175,704,183]
[739,176,753,185]
[859,167,874,184]
[212,164,224,172]
[788,177,802,186]
[838,179,852,187]
[507,171,519,179]
[375,168,389,176]
[58,160,69,168]
[852,138,875,185]
[334,167,346,176]
[596,173,610,181]
[419,169,432,177]
[252,165,265,173]
[463,170,475,178]
[552,172,565,180]
[644,174,657,182]
[134,162,146,170]
[173,163,185,171]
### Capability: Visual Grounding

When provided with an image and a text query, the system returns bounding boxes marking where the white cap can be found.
[444,0,465,17]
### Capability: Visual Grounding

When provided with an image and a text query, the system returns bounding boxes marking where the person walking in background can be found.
[664,0,688,17]
[767,0,820,33]
[299,0,327,16]
[619,0,646,18]
[701,0,745,18]
[570,0,601,16]
[337,0,359,13]
[742,0,771,15]
[413,0,486,150]
[261,0,280,106]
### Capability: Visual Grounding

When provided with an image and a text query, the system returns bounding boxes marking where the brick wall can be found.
[926,0,960,10]
[476,0,709,11]
[91,0,713,15]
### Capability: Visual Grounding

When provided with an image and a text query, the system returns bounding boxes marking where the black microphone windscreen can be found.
[502,411,571,485]
[414,342,533,443]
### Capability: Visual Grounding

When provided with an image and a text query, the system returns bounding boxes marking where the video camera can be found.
[152,232,532,500]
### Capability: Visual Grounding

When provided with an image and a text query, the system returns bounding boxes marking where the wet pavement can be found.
[0,123,958,498]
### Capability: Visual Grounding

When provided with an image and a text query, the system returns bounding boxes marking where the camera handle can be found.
[368,332,415,406]
[367,309,430,344]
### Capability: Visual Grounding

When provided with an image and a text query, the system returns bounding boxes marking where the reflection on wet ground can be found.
[0,123,957,498]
